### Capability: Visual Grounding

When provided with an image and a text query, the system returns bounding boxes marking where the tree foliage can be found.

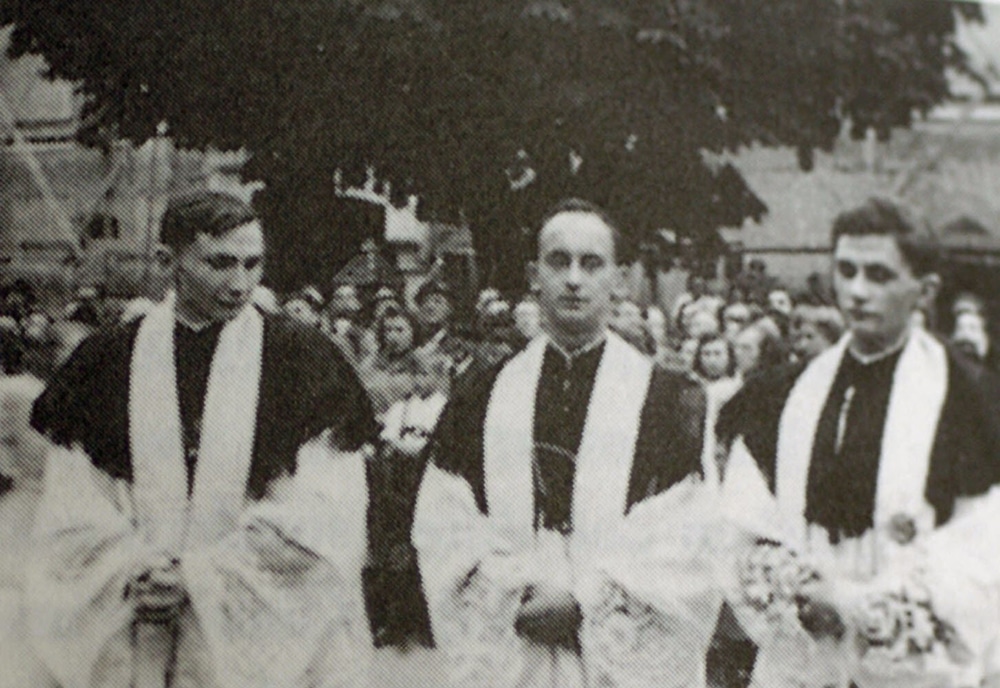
[0,0,982,290]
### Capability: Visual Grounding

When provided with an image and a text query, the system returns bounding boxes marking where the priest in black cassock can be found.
[720,197,1000,688]
[412,199,726,688]
[27,191,378,688]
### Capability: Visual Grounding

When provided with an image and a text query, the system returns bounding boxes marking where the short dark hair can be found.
[830,197,939,276]
[693,332,734,379]
[375,305,416,352]
[536,198,626,264]
[160,190,259,251]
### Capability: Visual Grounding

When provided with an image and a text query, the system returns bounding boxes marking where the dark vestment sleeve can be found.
[716,363,806,492]
[925,348,1000,525]
[626,367,707,509]
[31,323,138,481]
[424,362,505,515]
[0,328,24,374]
[248,316,378,499]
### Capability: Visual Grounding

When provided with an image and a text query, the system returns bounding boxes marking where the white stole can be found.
[482,331,653,568]
[774,327,948,576]
[129,295,264,555]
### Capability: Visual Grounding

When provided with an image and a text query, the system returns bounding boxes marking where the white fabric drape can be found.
[414,331,726,688]
[26,442,371,688]
[721,330,1000,688]
[130,296,264,555]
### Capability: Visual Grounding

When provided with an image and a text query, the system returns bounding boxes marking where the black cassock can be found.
[431,340,707,525]
[31,312,378,500]
[718,342,1000,533]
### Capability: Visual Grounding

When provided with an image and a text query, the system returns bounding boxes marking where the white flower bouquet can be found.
[737,539,821,628]
[850,578,973,688]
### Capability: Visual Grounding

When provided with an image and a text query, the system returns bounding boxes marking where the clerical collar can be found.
[546,332,607,362]
[174,312,223,333]
[847,330,909,366]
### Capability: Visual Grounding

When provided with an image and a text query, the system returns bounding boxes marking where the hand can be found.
[514,585,582,650]
[130,557,187,619]
[245,520,321,576]
[795,578,846,641]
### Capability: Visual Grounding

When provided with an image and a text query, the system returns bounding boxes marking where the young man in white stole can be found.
[721,197,1000,688]
[413,199,725,688]
[27,191,378,688]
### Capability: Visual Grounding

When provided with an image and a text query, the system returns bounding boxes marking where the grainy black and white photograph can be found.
[2,1,1000,687]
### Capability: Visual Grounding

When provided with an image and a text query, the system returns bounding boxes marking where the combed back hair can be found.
[160,190,259,251]
[536,198,626,264]
[830,197,940,276]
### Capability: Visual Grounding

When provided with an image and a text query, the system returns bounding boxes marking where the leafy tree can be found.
[0,0,982,291]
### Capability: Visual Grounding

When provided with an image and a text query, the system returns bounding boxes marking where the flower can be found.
[887,513,918,545]
[855,597,901,647]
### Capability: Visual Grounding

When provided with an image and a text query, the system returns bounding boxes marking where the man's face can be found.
[793,321,831,362]
[768,289,793,316]
[174,221,264,324]
[530,211,620,341]
[733,326,763,374]
[722,303,751,340]
[833,234,928,352]
[699,339,731,380]
[383,315,414,354]
[419,293,452,329]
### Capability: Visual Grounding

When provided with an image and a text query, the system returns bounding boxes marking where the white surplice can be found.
[413,333,727,688]
[24,298,371,688]
[721,328,1000,688]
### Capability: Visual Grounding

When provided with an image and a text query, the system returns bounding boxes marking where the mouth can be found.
[558,296,587,310]
[848,309,877,322]
[218,299,247,311]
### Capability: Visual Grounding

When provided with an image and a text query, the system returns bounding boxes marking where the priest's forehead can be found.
[536,199,623,264]
[160,190,261,252]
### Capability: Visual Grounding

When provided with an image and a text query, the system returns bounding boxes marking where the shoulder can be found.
[944,344,1000,416]
[56,319,140,376]
[447,353,508,412]
[261,314,351,371]
[263,313,336,353]
[717,362,805,441]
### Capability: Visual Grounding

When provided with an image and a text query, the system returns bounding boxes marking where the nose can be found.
[565,260,583,289]
[844,272,870,303]
[228,265,256,297]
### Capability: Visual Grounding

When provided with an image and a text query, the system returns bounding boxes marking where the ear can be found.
[526,261,539,293]
[155,245,175,269]
[615,263,629,293]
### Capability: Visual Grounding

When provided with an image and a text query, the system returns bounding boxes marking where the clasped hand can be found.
[129,556,186,620]
[514,584,582,650]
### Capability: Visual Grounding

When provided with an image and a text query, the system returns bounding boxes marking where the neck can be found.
[848,326,910,361]
[174,299,215,330]
[546,327,607,357]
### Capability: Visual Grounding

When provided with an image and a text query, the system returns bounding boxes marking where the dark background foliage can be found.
[0,0,982,291]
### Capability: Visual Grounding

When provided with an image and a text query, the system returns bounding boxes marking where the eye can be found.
[243,257,263,271]
[581,255,606,271]
[206,255,239,270]
[544,252,571,269]
[836,261,857,279]
[864,264,897,285]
